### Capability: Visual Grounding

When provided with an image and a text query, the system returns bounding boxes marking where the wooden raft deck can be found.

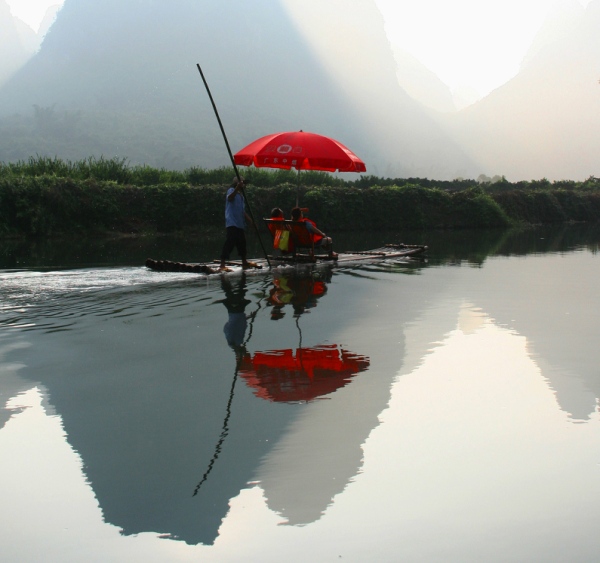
[145,244,427,275]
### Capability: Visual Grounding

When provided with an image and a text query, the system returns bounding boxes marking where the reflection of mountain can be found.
[1,232,598,545]
[462,254,600,421]
[0,336,38,430]
[254,266,440,525]
[2,280,298,546]
[0,260,437,539]
[393,241,600,422]
[256,371,382,525]
[254,240,600,525]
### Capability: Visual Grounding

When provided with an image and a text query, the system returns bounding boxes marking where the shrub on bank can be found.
[490,189,600,224]
[0,176,225,236]
[1,157,599,237]
[0,179,512,237]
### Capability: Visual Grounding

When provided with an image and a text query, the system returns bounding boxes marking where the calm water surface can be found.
[1,227,599,562]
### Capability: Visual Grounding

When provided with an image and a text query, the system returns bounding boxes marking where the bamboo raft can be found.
[145,243,427,275]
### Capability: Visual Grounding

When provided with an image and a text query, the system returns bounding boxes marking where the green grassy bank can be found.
[1,157,600,238]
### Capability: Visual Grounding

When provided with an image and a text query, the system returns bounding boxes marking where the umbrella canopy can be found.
[239,344,370,402]
[234,131,366,173]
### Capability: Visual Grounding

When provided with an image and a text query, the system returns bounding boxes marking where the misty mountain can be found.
[391,46,456,114]
[441,0,600,181]
[521,0,584,69]
[0,0,477,178]
[38,4,62,39]
[0,0,38,88]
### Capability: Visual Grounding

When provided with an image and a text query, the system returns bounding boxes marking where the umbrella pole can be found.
[196,63,271,268]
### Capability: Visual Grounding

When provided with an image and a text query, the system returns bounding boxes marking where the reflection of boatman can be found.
[268,274,328,319]
[219,274,251,355]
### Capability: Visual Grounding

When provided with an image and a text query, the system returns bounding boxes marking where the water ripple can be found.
[0,267,229,332]
[0,260,415,333]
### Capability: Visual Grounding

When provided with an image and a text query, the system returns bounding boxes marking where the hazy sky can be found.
[5,0,62,32]
[6,0,594,99]
[375,0,594,97]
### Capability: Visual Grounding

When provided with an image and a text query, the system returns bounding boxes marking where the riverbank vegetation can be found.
[1,157,599,238]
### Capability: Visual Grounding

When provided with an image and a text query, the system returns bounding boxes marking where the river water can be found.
[1,226,599,562]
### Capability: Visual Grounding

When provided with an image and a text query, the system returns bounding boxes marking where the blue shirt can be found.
[225,187,246,229]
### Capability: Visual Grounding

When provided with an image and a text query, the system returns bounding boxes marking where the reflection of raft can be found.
[145,244,427,274]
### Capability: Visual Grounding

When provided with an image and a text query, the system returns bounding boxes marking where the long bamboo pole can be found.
[196,63,271,268]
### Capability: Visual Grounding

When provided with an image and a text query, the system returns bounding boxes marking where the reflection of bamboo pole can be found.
[192,279,267,497]
[295,315,303,349]
[196,63,271,268]
[295,315,306,376]
[192,362,239,497]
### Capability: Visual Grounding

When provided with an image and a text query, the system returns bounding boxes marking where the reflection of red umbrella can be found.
[234,131,366,173]
[239,344,370,402]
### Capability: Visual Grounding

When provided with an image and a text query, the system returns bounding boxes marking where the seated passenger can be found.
[268,207,292,253]
[267,207,284,236]
[290,207,336,258]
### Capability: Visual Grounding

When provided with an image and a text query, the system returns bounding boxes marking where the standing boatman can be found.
[219,176,253,270]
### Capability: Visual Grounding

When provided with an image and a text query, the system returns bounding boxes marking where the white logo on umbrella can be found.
[277,144,293,154]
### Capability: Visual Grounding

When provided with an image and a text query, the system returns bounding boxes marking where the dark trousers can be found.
[220,226,247,261]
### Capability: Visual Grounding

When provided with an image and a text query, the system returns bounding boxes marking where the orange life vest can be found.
[299,217,323,244]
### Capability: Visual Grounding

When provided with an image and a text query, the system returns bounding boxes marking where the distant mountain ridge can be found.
[0,0,477,178]
[391,46,456,114]
[1,0,597,181]
[441,0,600,181]
[0,0,38,87]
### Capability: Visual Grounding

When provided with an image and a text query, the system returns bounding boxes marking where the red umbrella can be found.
[238,344,370,402]
[234,131,366,173]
